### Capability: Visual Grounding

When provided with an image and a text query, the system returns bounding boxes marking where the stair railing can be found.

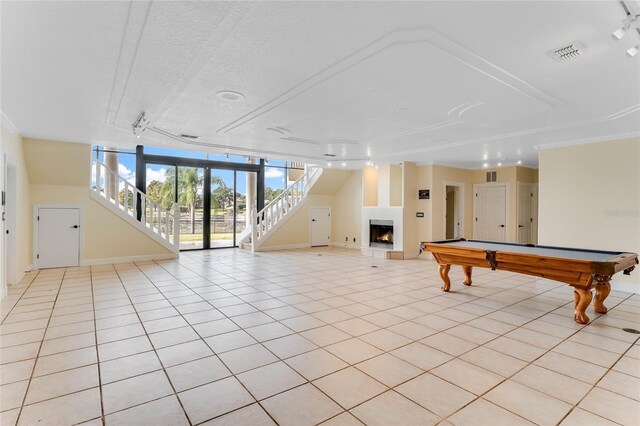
[91,159,180,251]
[250,166,320,251]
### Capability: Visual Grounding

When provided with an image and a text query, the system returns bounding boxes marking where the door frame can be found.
[516,181,538,244]
[4,159,18,286]
[472,182,510,241]
[309,206,331,247]
[33,204,84,269]
[442,181,465,239]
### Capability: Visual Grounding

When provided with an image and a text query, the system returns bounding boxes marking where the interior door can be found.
[38,208,80,268]
[310,207,331,247]
[475,186,506,241]
[517,183,533,244]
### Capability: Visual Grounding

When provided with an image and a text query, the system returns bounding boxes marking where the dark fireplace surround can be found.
[369,219,394,248]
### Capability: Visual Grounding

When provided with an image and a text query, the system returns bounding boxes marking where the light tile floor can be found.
[1,247,639,426]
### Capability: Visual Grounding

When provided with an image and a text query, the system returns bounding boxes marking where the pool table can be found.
[420,239,638,324]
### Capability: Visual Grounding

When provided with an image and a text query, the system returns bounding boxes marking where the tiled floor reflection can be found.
[1,247,638,425]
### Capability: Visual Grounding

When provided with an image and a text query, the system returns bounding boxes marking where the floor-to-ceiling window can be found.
[136,146,262,250]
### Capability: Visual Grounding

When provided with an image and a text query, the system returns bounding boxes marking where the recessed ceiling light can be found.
[327,162,332,167]
[497,162,502,166]
[483,154,488,160]
[627,45,639,57]
[342,162,346,167]
[483,163,488,168]
[216,91,245,102]
[517,160,522,165]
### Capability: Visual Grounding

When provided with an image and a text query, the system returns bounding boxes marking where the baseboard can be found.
[81,253,178,266]
[330,242,361,250]
[255,243,310,252]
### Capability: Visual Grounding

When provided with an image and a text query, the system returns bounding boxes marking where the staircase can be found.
[90,160,180,254]
[243,166,322,252]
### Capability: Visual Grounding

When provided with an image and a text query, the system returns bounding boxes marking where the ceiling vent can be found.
[323,153,337,157]
[546,41,587,62]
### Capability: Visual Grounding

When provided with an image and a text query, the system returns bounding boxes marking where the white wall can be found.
[539,138,640,292]
[259,194,335,249]
[30,184,172,263]
[1,118,32,297]
[333,170,362,247]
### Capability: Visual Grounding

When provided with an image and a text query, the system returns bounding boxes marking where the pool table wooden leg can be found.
[439,264,451,292]
[573,287,592,324]
[593,281,611,314]
[462,266,473,286]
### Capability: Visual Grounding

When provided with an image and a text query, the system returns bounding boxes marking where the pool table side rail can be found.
[421,241,638,287]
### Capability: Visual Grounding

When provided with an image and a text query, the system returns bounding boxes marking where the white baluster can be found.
[140,196,146,225]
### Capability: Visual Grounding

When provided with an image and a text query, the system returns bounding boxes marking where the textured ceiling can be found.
[2,1,639,169]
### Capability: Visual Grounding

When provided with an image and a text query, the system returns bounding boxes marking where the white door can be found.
[475,185,506,241]
[517,183,534,244]
[310,207,331,247]
[38,208,80,268]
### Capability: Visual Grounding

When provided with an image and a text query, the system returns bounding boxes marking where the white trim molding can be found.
[0,111,19,134]
[254,243,310,252]
[81,253,177,266]
[535,132,640,151]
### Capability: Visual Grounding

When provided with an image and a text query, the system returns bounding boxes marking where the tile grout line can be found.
[14,268,66,425]
[106,263,195,426]
[89,266,106,426]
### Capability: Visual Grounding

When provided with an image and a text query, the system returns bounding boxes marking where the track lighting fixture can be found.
[612,20,630,40]
[611,7,640,57]
[131,112,150,138]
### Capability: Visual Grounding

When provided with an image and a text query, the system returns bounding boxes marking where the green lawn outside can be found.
[180,233,235,242]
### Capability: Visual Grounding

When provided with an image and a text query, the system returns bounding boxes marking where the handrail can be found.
[90,159,180,251]
[251,165,320,251]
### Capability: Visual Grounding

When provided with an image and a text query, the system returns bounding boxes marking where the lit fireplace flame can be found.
[377,232,392,242]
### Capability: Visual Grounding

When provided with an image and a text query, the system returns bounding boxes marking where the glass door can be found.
[210,169,234,248]
[144,160,258,250]
[178,166,205,250]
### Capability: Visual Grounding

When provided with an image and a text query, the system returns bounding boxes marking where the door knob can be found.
[498,225,505,228]
[518,225,524,228]
[70,225,79,229]
[312,219,316,222]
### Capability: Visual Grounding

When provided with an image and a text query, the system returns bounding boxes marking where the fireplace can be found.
[369,220,394,248]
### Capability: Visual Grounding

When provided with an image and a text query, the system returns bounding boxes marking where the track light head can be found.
[132,112,150,137]
[627,45,640,56]
[612,26,627,39]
